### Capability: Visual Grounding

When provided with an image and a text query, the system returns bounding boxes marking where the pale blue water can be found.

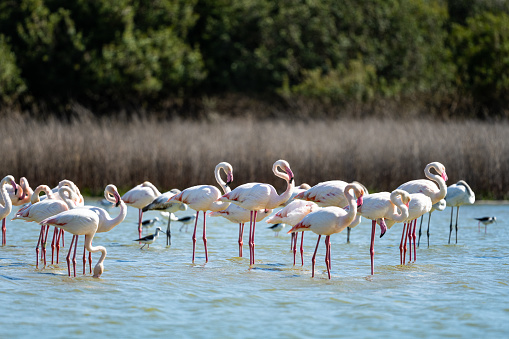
[1,201,508,338]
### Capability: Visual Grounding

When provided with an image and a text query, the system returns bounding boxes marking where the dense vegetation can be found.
[1,0,509,118]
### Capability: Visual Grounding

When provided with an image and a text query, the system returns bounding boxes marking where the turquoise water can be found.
[1,201,508,338]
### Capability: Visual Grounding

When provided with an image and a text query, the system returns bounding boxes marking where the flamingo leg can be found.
[370,220,376,275]
[238,223,244,257]
[399,223,407,265]
[455,206,460,244]
[300,232,305,266]
[72,235,79,277]
[35,225,46,269]
[290,233,294,251]
[50,227,58,265]
[311,235,321,278]
[166,217,172,247]
[191,211,199,263]
[82,245,87,275]
[248,211,253,266]
[2,218,6,246]
[251,211,258,265]
[61,230,64,248]
[448,207,454,244]
[202,211,208,263]
[412,219,417,262]
[403,222,410,265]
[346,227,351,243]
[55,229,63,264]
[66,235,77,277]
[325,235,331,279]
[427,212,432,248]
[408,221,413,262]
[292,231,298,266]
[42,225,50,267]
[417,216,423,247]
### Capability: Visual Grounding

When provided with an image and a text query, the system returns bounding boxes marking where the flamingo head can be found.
[93,262,104,278]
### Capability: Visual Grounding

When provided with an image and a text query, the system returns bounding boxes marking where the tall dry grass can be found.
[1,113,507,199]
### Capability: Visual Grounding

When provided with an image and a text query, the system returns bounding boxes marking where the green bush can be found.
[0,35,26,102]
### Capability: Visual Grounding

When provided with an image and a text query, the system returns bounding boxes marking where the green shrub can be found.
[0,35,26,102]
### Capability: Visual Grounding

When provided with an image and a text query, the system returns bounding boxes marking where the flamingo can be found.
[134,227,163,249]
[294,180,368,243]
[417,199,446,248]
[356,189,410,275]
[445,180,475,244]
[12,185,78,267]
[167,162,233,263]
[475,216,496,233]
[219,160,294,266]
[265,200,319,266]
[122,181,161,239]
[287,183,364,279]
[142,189,187,246]
[385,193,432,265]
[209,205,272,257]
[8,177,33,206]
[0,175,17,246]
[40,209,106,278]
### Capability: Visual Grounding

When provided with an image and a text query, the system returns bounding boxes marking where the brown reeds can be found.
[1,113,507,199]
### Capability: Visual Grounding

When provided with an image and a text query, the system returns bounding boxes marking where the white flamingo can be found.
[209,204,272,257]
[287,183,364,279]
[219,160,295,266]
[122,181,162,239]
[0,175,17,246]
[445,180,475,244]
[167,162,233,263]
[417,199,446,248]
[7,177,33,206]
[265,200,319,266]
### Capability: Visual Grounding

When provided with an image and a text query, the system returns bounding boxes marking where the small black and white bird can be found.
[134,227,163,249]
[475,216,496,233]
[141,217,160,229]
[267,223,285,237]
[175,215,197,232]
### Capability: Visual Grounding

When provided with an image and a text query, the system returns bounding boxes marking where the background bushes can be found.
[0,0,508,118]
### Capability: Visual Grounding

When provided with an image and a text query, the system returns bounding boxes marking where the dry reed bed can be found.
[1,115,507,199]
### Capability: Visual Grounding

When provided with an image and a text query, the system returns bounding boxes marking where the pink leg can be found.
[72,235,79,277]
[325,235,331,279]
[251,211,258,265]
[202,211,208,263]
[292,232,298,266]
[2,218,6,246]
[238,223,244,257]
[55,229,63,264]
[35,225,46,269]
[82,245,87,275]
[300,232,305,266]
[248,211,253,266]
[42,225,50,266]
[412,220,417,262]
[60,229,64,247]
[370,220,376,275]
[138,209,143,240]
[399,223,407,265]
[66,235,77,277]
[408,221,413,262]
[403,223,410,265]
[311,235,321,278]
[191,211,199,263]
[50,227,58,265]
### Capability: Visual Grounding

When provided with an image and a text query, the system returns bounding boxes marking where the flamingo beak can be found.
[379,219,387,238]
[356,196,363,208]
[442,172,448,181]
[115,195,121,208]
[226,173,233,187]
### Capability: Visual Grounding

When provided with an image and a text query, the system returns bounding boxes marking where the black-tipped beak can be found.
[290,177,294,184]
[380,230,386,238]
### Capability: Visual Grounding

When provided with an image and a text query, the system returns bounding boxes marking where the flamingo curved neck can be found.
[31,185,55,204]
[339,186,358,229]
[458,180,475,199]
[58,187,78,209]
[144,182,161,196]
[215,165,232,194]
[0,178,13,212]
[390,193,409,222]
[84,234,107,278]
[99,201,128,232]
[425,164,447,201]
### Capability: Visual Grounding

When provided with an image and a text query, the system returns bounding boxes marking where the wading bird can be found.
[167,162,233,263]
[122,181,162,239]
[219,160,295,267]
[287,183,364,279]
[475,216,496,233]
[0,175,17,246]
[134,227,163,249]
[417,199,446,248]
[445,180,475,244]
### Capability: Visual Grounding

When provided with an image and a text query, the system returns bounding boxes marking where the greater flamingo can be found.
[134,227,163,249]
[417,199,446,248]
[445,180,475,244]
[0,175,17,246]
[294,180,368,243]
[122,181,162,239]
[265,200,319,266]
[209,205,272,257]
[40,209,106,278]
[475,216,496,233]
[356,189,410,275]
[219,159,294,266]
[12,185,78,267]
[167,162,233,263]
[287,183,364,279]
[8,177,33,206]
[142,188,187,246]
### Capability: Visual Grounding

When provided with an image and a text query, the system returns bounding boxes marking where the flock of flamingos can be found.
[0,160,478,280]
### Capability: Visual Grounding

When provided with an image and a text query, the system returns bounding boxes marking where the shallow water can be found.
[1,201,508,338]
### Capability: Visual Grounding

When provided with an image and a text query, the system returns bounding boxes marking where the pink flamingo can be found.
[397,162,448,250]
[287,183,365,279]
[40,209,106,278]
[445,180,475,244]
[79,184,127,274]
[210,205,272,257]
[12,185,79,267]
[8,177,33,206]
[356,189,410,275]
[265,200,319,266]
[122,181,161,239]
[294,180,368,243]
[219,160,295,267]
[385,193,432,265]
[167,162,233,263]
[0,175,17,246]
